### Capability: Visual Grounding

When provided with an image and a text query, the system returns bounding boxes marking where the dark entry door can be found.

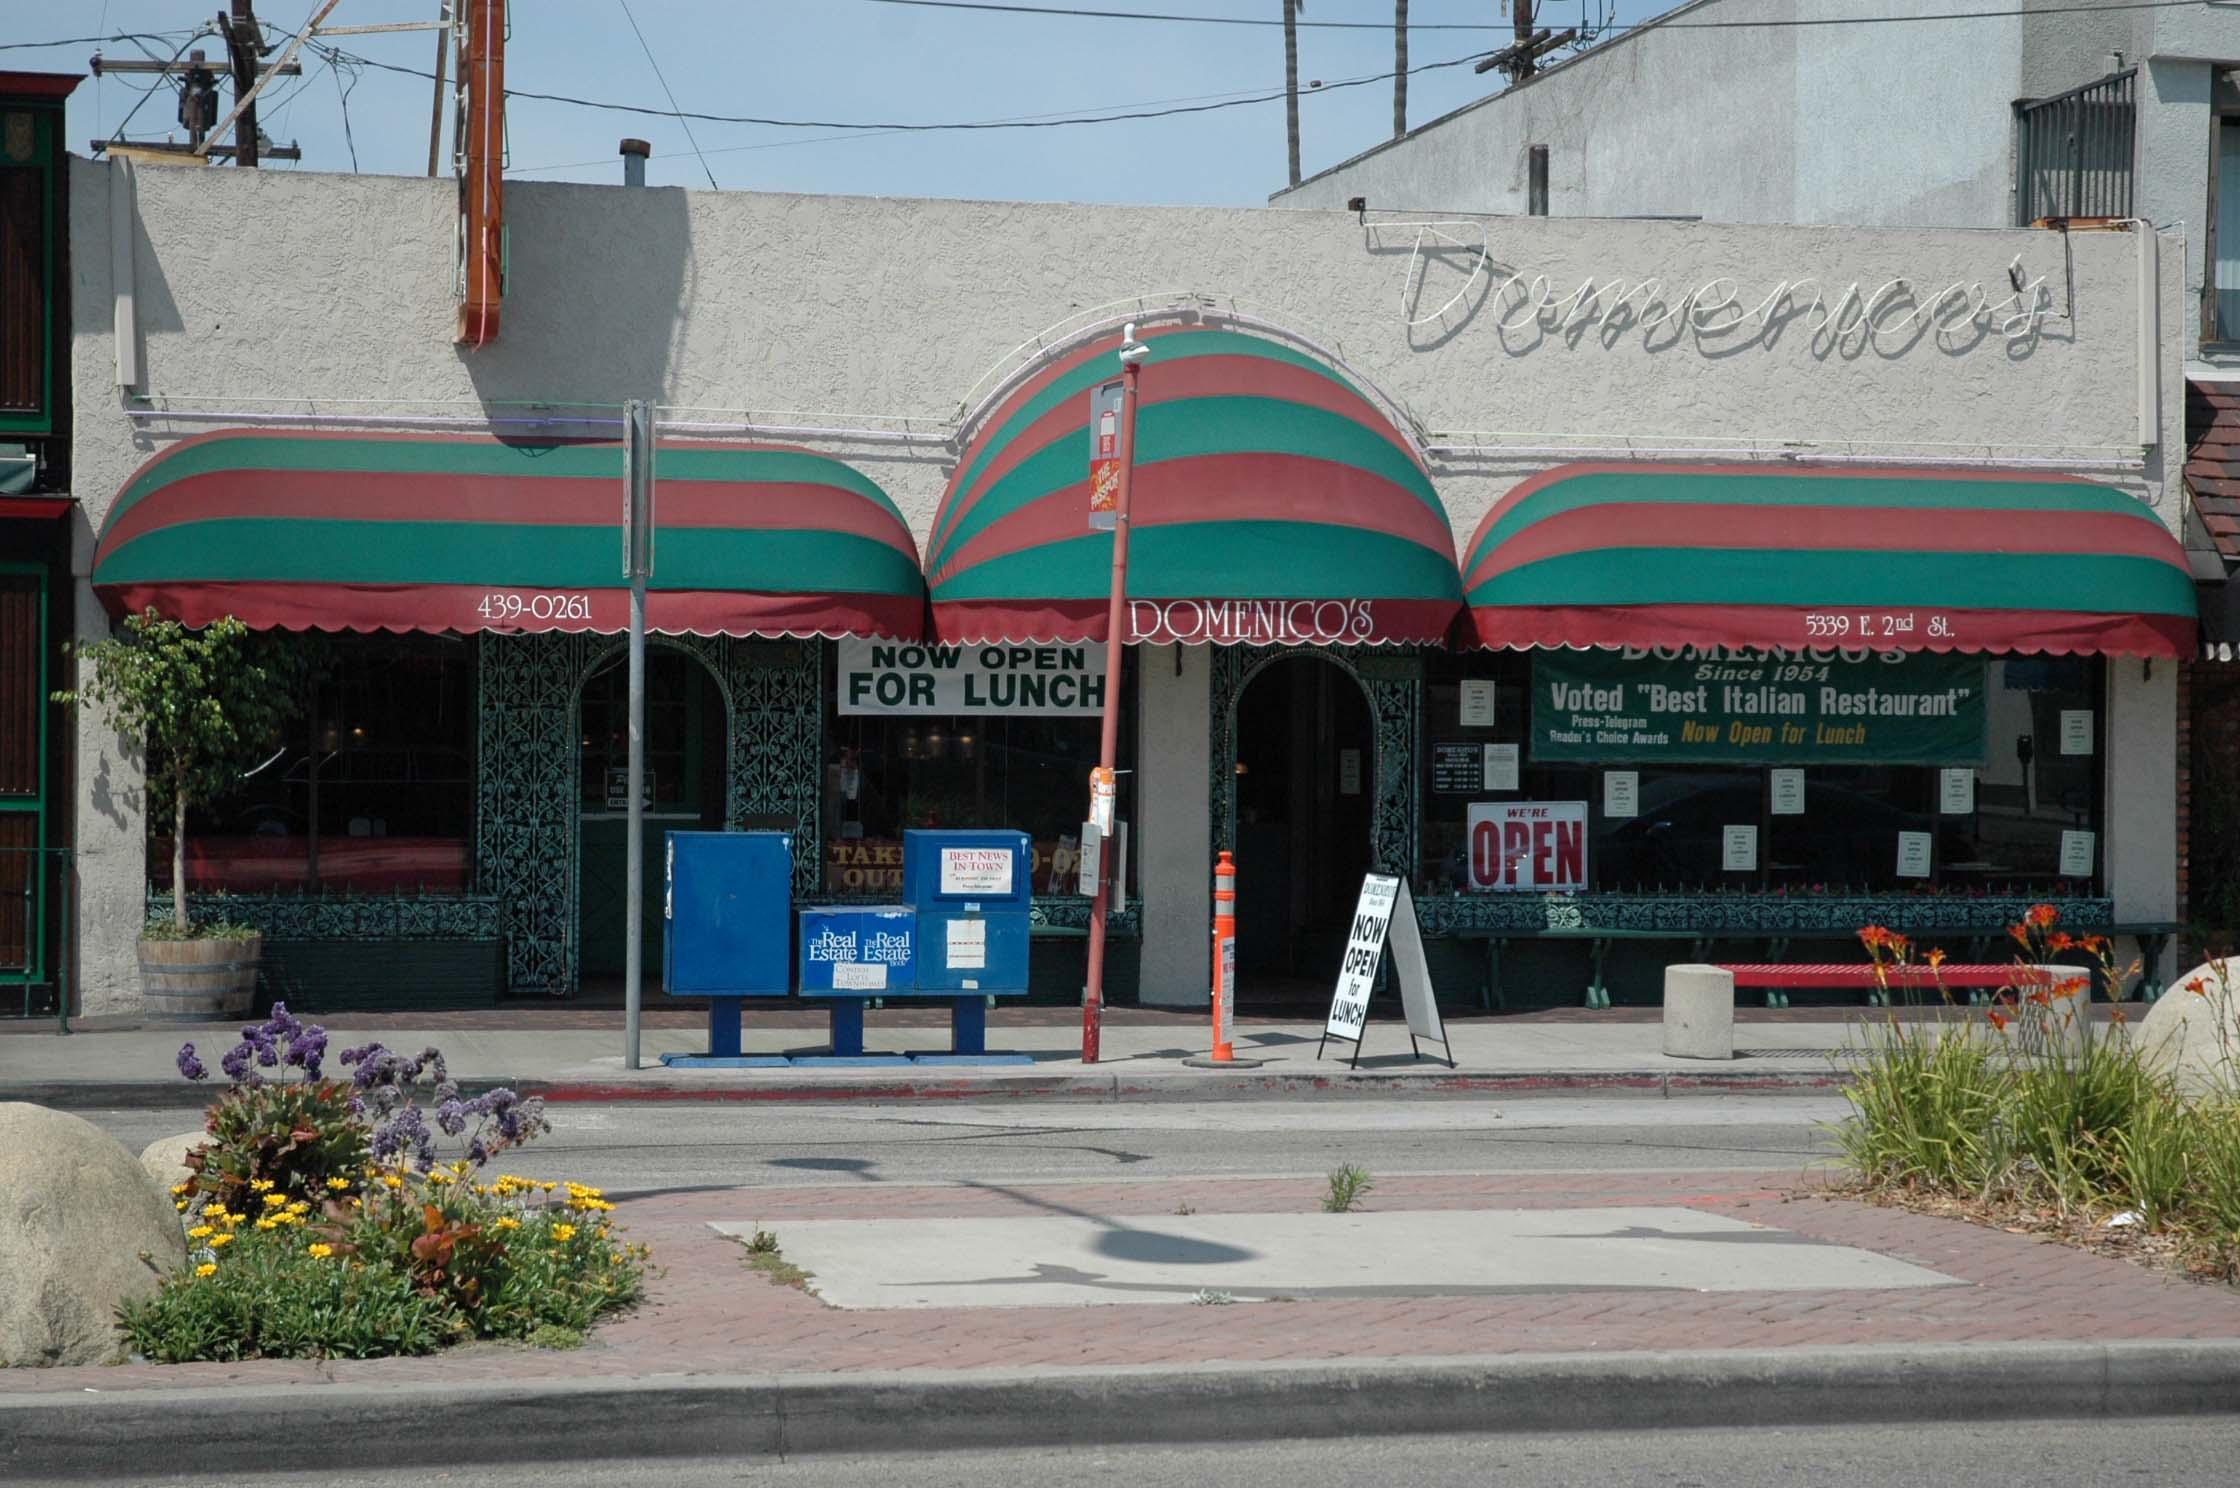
[0,569,44,984]
[577,650,727,984]
[1232,656,1373,993]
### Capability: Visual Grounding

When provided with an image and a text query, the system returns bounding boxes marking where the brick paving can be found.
[8,1169,2238,1396]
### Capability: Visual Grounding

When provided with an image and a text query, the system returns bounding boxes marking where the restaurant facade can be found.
[51,161,2203,1016]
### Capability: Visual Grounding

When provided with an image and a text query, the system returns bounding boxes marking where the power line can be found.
[614,0,720,189]
[331,51,360,171]
[862,0,2214,29]
[0,32,195,53]
[860,0,1504,26]
[320,38,1501,132]
[98,28,215,152]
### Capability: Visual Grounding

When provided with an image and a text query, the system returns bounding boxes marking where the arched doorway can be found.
[1232,654,1375,997]
[575,646,728,987]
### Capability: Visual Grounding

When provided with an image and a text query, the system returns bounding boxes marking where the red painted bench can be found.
[1716,962,2076,1008]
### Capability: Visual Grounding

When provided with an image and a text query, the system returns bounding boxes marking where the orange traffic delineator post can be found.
[1211,851,1237,1062]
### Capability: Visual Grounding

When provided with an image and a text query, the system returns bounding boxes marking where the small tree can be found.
[58,611,308,934]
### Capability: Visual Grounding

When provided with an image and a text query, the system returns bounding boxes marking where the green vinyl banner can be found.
[1531,650,1987,764]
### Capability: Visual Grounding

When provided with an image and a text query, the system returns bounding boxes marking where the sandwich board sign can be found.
[1319,873,1452,1069]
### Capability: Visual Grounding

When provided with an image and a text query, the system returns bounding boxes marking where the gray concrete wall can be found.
[66,163,2183,1009]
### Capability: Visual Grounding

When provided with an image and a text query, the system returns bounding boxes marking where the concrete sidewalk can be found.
[7,1168,2240,1471]
[0,1008,1879,1107]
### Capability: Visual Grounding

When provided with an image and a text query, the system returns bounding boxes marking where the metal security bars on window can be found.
[2014,70,2136,225]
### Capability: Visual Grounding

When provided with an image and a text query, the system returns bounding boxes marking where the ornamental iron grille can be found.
[2014,70,2135,224]
[475,633,822,995]
[1209,645,1421,886]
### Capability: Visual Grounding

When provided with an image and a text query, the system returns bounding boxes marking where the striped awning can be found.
[92,430,925,638]
[926,326,1463,646]
[1463,463,2197,658]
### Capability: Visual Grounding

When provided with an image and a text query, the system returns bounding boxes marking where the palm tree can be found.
[1284,0,1302,187]
[1393,0,1408,139]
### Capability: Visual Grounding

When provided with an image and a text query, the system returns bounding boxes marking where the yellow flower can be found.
[169,1182,190,1196]
[551,1223,577,1243]
[426,1170,454,1186]
[186,1225,214,1240]
[286,1200,310,1215]
[174,1200,188,1212]
[255,1217,280,1232]
[611,1251,625,1264]
[494,1217,520,1231]
[195,1262,218,1278]
[307,1243,334,1259]
[325,1176,350,1191]
[250,1179,274,1193]
[539,1182,557,1194]
[263,1193,288,1208]
[275,1212,304,1226]
[381,1174,404,1190]
[208,1232,235,1248]
[348,1197,362,1210]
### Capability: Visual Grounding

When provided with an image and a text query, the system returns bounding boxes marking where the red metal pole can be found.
[1082,331,1144,1065]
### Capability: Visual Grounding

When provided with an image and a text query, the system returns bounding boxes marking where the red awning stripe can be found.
[1473,602,2195,659]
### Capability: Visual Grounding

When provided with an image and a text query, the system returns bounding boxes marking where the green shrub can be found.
[121,1211,447,1363]
[1836,1017,2009,1195]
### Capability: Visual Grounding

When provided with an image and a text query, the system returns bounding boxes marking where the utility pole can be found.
[220,2,262,167]
[1393,0,1408,139]
[427,4,450,176]
[1283,0,1302,189]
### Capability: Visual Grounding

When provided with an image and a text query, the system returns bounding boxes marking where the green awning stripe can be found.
[1462,469,2164,574]
[97,518,925,598]
[934,522,1463,603]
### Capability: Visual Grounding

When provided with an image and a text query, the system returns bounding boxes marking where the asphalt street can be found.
[83,1094,1843,1191]
[23,1418,2237,1487]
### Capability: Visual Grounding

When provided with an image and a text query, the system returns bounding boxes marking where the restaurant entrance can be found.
[1232,655,1374,998]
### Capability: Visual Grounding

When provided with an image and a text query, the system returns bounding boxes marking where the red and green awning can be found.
[926,326,1462,646]
[92,430,925,638]
[1463,463,2197,658]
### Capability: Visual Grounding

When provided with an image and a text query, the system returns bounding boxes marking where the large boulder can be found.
[2137,960,2240,1094]
[138,1131,209,1193]
[0,1104,186,1367]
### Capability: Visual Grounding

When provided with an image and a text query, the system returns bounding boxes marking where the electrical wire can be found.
[862,0,2215,29]
[319,38,1499,132]
[304,0,2216,142]
[614,0,720,189]
[0,32,194,53]
[331,52,360,172]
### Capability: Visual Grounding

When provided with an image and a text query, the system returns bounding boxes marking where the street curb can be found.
[5,1341,2237,1475]
[0,1065,1850,1111]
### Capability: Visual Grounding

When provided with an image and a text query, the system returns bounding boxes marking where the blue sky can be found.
[43,1,1642,204]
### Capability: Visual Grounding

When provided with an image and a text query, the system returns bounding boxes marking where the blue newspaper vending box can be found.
[797,905,918,995]
[901,830,1032,997]
[662,831,793,1060]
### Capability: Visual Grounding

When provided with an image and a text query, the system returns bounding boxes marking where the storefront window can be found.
[1418,650,2103,895]
[823,643,1134,899]
[154,634,476,894]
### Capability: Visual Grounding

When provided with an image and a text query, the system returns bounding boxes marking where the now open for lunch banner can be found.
[1530,649,1987,764]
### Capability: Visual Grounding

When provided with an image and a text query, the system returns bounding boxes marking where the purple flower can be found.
[219,1041,263,1087]
[286,1026,328,1080]
[175,1043,208,1082]
[436,1098,467,1137]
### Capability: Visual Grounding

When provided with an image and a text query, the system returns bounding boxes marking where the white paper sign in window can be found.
[1895,831,1933,879]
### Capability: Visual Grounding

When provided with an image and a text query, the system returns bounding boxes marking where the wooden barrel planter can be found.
[138,934,262,1023]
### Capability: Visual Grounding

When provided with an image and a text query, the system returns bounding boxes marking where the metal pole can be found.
[624,398,653,1070]
[426,3,449,177]
[1082,327,1146,1064]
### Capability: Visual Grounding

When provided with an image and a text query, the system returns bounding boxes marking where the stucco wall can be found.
[65,162,2184,1008]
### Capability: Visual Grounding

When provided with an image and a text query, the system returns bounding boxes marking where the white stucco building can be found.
[24,156,2200,1021]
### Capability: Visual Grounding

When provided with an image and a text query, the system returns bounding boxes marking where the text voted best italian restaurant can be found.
[84,325,2199,1014]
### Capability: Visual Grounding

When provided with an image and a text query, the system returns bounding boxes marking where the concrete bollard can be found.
[1662,964,1735,1060]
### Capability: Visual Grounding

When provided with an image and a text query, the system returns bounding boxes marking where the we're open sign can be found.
[1467,801,1589,892]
